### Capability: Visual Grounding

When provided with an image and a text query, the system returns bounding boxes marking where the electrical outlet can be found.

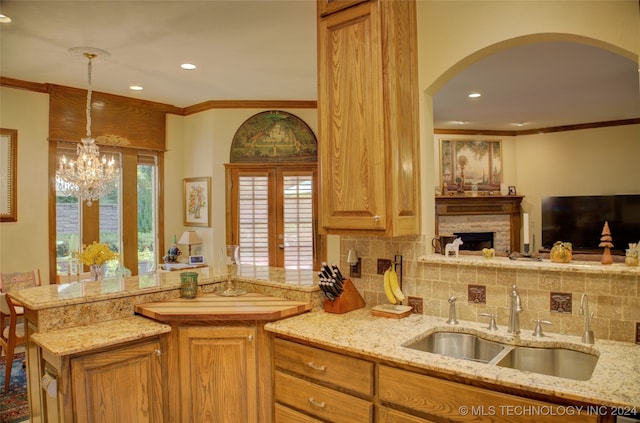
[377,258,392,275]
[408,296,423,314]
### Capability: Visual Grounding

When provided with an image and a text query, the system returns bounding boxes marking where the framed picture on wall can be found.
[0,129,17,222]
[439,139,502,192]
[184,177,211,227]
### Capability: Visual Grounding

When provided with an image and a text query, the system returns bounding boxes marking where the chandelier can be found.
[56,47,119,206]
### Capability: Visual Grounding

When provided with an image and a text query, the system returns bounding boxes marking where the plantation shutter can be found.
[283,174,314,269]
[238,175,270,266]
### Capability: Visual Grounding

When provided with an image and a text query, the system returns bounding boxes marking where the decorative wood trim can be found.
[435,118,639,136]
[183,100,317,116]
[0,76,48,93]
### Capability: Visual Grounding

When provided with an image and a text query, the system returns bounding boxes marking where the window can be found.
[226,164,319,270]
[52,143,162,279]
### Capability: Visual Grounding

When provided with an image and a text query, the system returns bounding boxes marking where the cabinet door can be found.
[378,406,438,423]
[70,338,164,423]
[178,325,258,423]
[318,1,387,232]
[318,0,368,17]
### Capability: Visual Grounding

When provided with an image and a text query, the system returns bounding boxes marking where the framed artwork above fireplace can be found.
[439,139,502,192]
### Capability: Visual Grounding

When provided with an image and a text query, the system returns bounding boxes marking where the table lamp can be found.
[178,230,202,257]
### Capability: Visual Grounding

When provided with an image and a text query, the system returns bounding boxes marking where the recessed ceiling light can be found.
[454,120,467,125]
[129,85,143,91]
[514,122,526,127]
[468,92,481,98]
[181,63,196,70]
[0,14,12,23]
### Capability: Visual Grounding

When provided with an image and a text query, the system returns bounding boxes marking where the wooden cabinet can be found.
[317,0,420,236]
[177,325,259,423]
[68,337,165,423]
[378,365,598,423]
[274,338,374,422]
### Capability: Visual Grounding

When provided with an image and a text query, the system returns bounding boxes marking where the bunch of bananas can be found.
[383,266,405,304]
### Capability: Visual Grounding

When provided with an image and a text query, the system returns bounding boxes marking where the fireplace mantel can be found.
[435,195,524,253]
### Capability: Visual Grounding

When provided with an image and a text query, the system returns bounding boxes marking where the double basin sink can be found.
[403,331,598,381]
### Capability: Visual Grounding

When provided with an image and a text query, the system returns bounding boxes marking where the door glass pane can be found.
[98,152,122,276]
[283,174,314,269]
[137,157,157,274]
[238,175,270,266]
[55,146,82,276]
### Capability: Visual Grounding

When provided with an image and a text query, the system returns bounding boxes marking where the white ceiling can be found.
[1,1,638,131]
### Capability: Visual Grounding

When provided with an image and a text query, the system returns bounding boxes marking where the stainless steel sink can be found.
[495,346,598,381]
[404,331,506,363]
[403,331,599,381]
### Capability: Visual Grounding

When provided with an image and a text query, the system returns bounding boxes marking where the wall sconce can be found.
[347,249,361,278]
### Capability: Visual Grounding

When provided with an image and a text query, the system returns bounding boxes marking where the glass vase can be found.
[90,264,104,281]
[219,244,246,296]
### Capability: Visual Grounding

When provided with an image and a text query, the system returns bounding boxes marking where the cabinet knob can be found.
[373,215,381,222]
[307,397,326,408]
[248,335,254,342]
[154,349,162,356]
[306,361,326,372]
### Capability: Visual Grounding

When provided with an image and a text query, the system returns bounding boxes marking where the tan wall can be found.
[516,125,640,248]
[0,87,50,281]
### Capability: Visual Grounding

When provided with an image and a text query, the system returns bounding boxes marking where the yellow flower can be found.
[73,242,119,266]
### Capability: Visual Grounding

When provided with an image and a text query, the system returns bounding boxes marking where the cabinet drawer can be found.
[274,338,374,395]
[378,406,437,423]
[379,366,597,423]
[275,403,324,423]
[275,371,373,423]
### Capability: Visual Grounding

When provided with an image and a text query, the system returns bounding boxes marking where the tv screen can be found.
[541,195,640,254]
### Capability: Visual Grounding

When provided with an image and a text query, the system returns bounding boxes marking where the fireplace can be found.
[435,195,523,254]
[455,232,494,251]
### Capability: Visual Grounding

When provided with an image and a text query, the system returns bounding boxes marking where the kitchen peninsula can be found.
[10,266,320,423]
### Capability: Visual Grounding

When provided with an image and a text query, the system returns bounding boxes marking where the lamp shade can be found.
[178,230,202,246]
[347,249,358,265]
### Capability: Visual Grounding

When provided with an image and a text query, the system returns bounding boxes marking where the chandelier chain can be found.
[56,48,119,206]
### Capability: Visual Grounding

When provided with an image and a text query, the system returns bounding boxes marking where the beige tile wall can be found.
[341,235,640,343]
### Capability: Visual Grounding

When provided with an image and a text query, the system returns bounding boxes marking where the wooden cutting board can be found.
[135,292,312,322]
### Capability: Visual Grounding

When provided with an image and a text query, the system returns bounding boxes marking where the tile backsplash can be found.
[341,234,640,343]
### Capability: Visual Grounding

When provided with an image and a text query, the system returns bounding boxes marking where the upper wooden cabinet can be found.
[317,0,421,236]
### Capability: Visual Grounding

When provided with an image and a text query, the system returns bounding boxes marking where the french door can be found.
[225,163,320,270]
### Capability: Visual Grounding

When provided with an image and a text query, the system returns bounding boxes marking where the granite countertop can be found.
[265,308,640,409]
[418,254,640,274]
[11,265,319,310]
[31,316,171,356]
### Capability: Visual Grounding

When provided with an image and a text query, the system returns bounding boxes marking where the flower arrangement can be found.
[188,184,206,217]
[73,242,119,266]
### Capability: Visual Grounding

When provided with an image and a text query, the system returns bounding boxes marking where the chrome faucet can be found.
[508,285,522,335]
[446,295,459,325]
[579,294,595,344]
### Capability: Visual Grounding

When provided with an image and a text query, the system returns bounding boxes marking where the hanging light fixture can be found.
[56,47,119,206]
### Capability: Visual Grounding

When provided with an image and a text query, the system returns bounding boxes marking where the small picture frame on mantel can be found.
[508,185,517,196]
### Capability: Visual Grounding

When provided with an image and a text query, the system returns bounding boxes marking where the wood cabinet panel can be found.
[178,325,258,423]
[317,0,367,17]
[70,338,164,423]
[274,337,374,395]
[379,365,598,423]
[275,371,373,423]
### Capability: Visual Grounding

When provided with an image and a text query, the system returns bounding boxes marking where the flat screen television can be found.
[541,195,640,255]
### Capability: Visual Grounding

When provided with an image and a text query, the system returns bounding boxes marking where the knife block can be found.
[323,278,365,314]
